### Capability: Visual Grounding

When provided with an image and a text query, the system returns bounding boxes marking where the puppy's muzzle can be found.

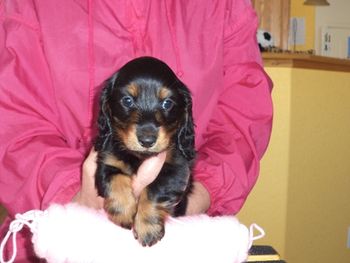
[136,123,159,148]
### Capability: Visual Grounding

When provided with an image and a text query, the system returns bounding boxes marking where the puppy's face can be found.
[104,57,191,156]
[110,80,183,154]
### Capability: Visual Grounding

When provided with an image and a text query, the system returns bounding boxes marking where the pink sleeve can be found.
[193,1,273,216]
[0,5,83,216]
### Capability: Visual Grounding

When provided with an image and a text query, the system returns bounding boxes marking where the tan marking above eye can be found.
[158,87,171,100]
[126,83,139,97]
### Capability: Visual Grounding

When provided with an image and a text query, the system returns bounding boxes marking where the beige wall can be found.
[238,67,350,262]
[289,0,350,55]
[315,0,350,55]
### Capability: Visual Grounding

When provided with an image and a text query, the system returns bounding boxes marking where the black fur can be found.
[94,56,195,245]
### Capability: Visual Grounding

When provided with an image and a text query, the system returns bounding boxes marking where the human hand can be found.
[132,151,167,197]
[73,149,167,208]
[73,148,104,209]
[186,181,210,215]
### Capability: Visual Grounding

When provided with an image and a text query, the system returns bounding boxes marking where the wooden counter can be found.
[262,52,350,72]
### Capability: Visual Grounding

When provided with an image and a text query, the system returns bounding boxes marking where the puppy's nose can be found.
[137,124,158,148]
[138,135,157,148]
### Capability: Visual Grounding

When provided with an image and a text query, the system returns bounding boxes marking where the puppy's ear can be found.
[177,85,196,161]
[95,73,118,151]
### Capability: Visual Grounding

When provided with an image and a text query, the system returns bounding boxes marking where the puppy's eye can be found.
[161,99,174,110]
[121,96,134,108]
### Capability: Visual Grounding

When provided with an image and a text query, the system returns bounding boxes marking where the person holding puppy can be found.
[0,0,273,261]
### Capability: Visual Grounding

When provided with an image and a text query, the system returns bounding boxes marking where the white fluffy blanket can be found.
[0,203,264,263]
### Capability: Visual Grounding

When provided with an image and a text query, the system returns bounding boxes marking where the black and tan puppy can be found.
[94,57,195,246]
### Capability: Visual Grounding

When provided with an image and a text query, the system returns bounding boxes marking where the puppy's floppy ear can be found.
[95,73,118,151]
[177,84,196,161]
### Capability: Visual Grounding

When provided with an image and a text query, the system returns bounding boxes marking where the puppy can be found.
[94,57,195,246]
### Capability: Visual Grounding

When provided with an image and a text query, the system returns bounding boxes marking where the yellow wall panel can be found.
[238,68,292,257]
[290,0,315,51]
[239,66,350,262]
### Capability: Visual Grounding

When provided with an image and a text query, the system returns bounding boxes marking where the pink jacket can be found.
[0,0,272,261]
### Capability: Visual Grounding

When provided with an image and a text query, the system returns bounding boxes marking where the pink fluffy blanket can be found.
[0,203,264,263]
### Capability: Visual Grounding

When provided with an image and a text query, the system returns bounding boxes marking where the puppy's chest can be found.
[108,152,141,176]
[109,149,189,181]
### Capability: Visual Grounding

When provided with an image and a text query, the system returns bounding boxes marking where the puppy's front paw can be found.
[104,175,137,229]
[133,189,168,246]
[133,213,165,246]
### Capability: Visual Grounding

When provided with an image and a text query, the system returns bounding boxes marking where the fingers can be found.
[132,151,166,197]
[73,148,104,209]
[83,148,97,171]
[185,181,210,215]
[137,151,166,178]
[76,149,167,209]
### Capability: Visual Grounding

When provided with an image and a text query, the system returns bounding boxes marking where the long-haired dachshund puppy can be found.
[94,57,195,246]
